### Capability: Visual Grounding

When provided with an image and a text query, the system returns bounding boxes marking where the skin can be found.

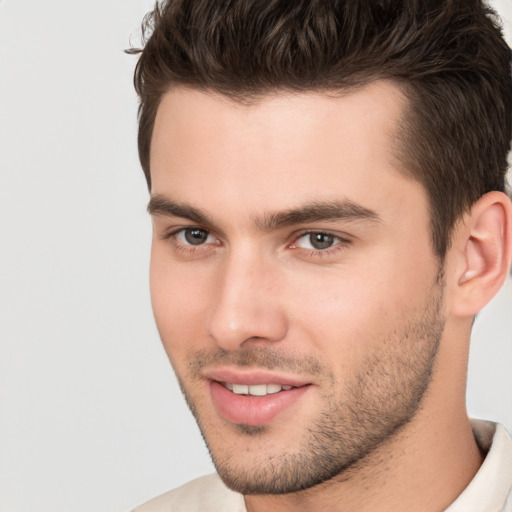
[148,82,505,511]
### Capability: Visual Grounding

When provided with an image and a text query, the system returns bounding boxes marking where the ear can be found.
[449,191,512,317]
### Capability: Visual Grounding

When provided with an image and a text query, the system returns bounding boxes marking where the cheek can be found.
[288,276,386,356]
[150,246,212,359]
[287,255,432,355]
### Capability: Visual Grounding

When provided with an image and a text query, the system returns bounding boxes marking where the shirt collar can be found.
[445,420,512,512]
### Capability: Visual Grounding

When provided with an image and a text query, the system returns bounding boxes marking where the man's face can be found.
[149,82,446,494]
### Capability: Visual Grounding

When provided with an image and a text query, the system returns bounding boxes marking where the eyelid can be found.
[161,225,210,239]
[177,227,216,245]
[158,226,222,258]
[160,225,220,247]
[290,228,352,243]
[289,229,353,254]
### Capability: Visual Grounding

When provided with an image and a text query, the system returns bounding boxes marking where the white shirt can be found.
[132,420,512,512]
[446,420,512,512]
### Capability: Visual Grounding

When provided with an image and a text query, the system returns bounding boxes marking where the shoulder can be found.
[132,473,246,512]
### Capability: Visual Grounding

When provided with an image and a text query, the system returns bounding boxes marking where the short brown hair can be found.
[130,0,512,257]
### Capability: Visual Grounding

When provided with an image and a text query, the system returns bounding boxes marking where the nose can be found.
[207,250,288,350]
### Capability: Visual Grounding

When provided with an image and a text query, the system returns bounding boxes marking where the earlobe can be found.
[452,191,512,317]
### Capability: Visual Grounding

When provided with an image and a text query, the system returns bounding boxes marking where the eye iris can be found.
[310,233,334,250]
[184,229,209,245]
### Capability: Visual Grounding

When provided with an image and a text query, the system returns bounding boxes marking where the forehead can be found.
[149,82,424,226]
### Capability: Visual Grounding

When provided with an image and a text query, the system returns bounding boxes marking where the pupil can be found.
[185,229,208,245]
[311,233,333,250]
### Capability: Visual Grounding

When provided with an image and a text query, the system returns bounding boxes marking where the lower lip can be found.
[209,381,311,426]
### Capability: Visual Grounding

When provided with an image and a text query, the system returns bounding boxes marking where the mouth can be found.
[222,382,295,396]
[205,370,312,426]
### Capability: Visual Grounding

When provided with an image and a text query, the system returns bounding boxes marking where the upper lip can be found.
[204,368,312,387]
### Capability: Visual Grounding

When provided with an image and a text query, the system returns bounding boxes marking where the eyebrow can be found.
[148,194,381,231]
[148,195,211,225]
[256,200,381,230]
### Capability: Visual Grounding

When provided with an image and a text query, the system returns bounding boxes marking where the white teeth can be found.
[248,384,267,396]
[266,384,282,394]
[224,383,295,396]
[232,384,249,394]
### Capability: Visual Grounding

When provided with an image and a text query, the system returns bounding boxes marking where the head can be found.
[132,0,512,258]
[131,0,512,498]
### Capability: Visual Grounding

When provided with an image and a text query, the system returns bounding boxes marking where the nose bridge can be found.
[207,244,287,349]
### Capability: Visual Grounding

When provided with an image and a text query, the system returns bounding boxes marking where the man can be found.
[130,1,512,510]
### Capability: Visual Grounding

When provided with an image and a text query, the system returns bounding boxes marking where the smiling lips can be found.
[206,371,312,426]
[223,382,295,395]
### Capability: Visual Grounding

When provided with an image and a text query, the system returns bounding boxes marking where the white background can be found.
[0,1,510,511]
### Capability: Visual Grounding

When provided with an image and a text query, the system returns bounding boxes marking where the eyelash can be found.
[161,227,352,258]
[291,231,351,257]
[161,227,219,256]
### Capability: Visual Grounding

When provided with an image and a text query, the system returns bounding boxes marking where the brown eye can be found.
[177,228,213,245]
[309,233,335,250]
[295,232,339,250]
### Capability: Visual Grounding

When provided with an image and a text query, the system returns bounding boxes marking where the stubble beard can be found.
[173,273,445,496]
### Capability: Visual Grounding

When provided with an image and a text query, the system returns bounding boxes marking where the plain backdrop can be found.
[0,1,511,511]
